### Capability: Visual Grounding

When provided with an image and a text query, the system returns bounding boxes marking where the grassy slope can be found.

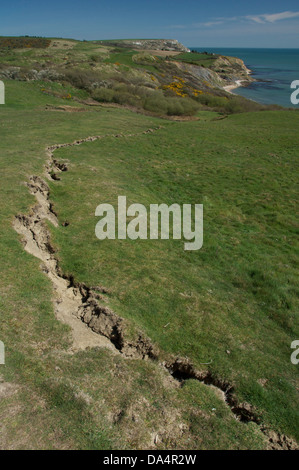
[50,110,299,441]
[0,80,266,450]
[0,65,298,448]
[172,52,217,67]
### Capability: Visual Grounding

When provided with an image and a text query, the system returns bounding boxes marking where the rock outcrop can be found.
[100,39,190,53]
[210,55,253,86]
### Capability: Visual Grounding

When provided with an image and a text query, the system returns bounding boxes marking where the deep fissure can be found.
[13,128,296,450]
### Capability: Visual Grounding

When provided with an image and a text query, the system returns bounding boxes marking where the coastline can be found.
[218,56,254,94]
[223,78,261,104]
[223,79,246,93]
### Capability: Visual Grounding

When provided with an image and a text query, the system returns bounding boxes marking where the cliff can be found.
[99,39,190,53]
[210,55,253,86]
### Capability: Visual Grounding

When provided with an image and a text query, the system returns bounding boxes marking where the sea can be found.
[191,47,299,108]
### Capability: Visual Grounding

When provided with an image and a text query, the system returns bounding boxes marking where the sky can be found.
[1,1,299,48]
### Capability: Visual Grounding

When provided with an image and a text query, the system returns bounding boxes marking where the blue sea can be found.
[191,47,299,108]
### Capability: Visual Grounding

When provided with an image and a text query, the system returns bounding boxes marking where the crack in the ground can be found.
[13,127,298,450]
[162,362,298,449]
[163,358,259,424]
[14,128,162,355]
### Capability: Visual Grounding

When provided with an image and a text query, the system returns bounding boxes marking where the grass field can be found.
[172,52,217,67]
[50,110,299,440]
[0,40,298,450]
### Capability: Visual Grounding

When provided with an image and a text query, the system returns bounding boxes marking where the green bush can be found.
[144,94,199,116]
[64,67,199,116]
[90,54,105,63]
[0,37,50,49]
[195,92,267,114]
[92,86,141,108]
[132,53,159,65]
[196,93,229,109]
[92,88,115,102]
[166,97,199,116]
[113,91,140,107]
[63,69,99,90]
[144,94,168,114]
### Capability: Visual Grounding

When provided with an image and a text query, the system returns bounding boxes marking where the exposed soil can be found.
[75,100,200,121]
[14,176,113,352]
[14,128,162,354]
[0,376,19,400]
[13,128,298,450]
[45,105,89,113]
[49,40,75,50]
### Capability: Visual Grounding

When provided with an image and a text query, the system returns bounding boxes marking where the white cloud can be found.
[246,11,299,24]
[246,15,265,24]
[167,11,299,31]
[194,21,224,27]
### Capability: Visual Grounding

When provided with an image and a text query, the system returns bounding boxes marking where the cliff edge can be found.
[99,39,190,53]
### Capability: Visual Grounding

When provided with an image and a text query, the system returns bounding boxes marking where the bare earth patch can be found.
[0,377,19,400]
[49,40,75,50]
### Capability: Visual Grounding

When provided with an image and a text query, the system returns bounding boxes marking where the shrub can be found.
[166,97,199,116]
[90,54,105,63]
[92,86,141,107]
[195,92,266,114]
[144,95,169,114]
[92,88,115,102]
[132,54,159,65]
[144,94,199,116]
[0,37,50,49]
[63,69,99,90]
[113,91,140,107]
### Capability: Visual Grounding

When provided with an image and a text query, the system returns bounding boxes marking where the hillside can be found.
[0,37,298,451]
[0,37,259,117]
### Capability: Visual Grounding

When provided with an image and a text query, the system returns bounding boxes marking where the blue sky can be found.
[1,1,299,47]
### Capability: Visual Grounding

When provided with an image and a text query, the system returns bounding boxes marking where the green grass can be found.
[173,52,217,67]
[103,49,159,73]
[0,79,265,449]
[0,46,298,450]
[50,111,299,441]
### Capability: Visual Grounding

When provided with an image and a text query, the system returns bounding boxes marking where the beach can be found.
[223,79,246,93]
